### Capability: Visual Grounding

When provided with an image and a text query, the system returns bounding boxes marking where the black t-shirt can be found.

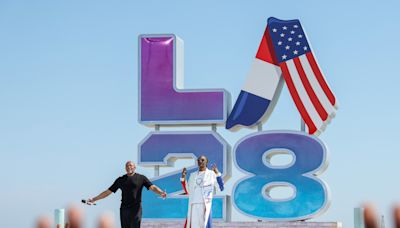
[108,173,153,209]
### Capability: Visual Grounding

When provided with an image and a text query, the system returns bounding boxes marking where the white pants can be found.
[190,203,205,228]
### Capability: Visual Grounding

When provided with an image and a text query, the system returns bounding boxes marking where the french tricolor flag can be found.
[226,17,338,135]
[225,24,284,130]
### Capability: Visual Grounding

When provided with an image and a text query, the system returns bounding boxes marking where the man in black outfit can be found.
[87,161,166,228]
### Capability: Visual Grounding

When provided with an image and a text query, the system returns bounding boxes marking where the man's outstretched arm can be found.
[88,190,112,204]
[149,185,167,198]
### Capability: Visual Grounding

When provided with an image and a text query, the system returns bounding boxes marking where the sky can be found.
[1,0,400,227]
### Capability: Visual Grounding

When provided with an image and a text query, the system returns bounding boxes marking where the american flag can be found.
[267,17,338,135]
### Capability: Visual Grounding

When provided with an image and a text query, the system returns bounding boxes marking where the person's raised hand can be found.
[181,167,187,178]
[211,164,219,174]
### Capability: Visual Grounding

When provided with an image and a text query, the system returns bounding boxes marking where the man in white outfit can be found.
[180,155,224,228]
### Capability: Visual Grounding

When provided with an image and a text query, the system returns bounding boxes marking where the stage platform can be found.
[142,221,342,228]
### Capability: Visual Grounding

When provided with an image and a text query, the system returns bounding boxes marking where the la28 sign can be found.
[138,35,330,221]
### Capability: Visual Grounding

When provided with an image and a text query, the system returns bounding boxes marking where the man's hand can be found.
[149,185,167,199]
[181,167,187,179]
[86,198,95,205]
[86,190,111,206]
[211,164,219,174]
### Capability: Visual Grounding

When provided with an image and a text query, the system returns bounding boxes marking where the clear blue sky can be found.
[1,0,399,227]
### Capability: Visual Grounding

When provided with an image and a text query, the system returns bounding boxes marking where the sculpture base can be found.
[142,221,342,228]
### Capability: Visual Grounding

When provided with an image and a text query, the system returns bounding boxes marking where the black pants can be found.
[120,206,142,228]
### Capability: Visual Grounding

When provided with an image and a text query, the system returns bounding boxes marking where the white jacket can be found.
[182,168,222,228]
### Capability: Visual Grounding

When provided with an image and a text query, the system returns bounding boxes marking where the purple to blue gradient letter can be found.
[139,35,228,125]
[139,131,230,219]
[233,131,329,220]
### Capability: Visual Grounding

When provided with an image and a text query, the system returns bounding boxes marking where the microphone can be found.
[81,199,96,205]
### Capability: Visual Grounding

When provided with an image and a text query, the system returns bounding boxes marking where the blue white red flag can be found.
[225,23,283,130]
[226,17,338,135]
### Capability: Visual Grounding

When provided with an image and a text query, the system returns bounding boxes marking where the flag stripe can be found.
[286,60,324,131]
[265,17,337,134]
[257,25,279,64]
[299,55,336,115]
[280,62,317,134]
[306,52,336,106]
[242,58,282,100]
[255,33,271,63]
[293,57,328,121]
